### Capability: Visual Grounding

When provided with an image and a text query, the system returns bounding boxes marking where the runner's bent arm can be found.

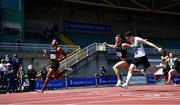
[58,47,67,62]
[122,43,132,49]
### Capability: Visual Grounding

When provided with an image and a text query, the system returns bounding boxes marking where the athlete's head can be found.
[169,52,174,58]
[51,39,58,47]
[115,35,121,44]
[124,31,134,42]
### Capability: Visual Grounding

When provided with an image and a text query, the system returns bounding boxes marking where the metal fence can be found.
[0,42,80,53]
[106,47,180,55]
[57,43,180,71]
[57,43,105,70]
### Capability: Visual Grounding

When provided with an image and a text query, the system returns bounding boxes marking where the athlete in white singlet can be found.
[121,31,165,88]
[104,35,145,86]
[166,52,180,84]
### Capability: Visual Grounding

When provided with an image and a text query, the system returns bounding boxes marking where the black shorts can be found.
[163,65,170,73]
[119,57,131,65]
[175,60,180,73]
[51,60,59,71]
[127,59,132,65]
[132,55,150,69]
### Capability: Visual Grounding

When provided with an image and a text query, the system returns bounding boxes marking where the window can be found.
[3,0,21,10]
[3,21,21,35]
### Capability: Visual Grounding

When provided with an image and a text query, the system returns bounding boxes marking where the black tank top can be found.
[115,44,127,60]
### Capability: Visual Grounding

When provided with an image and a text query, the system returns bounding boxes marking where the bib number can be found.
[117,52,122,57]
[134,48,138,55]
[50,54,56,59]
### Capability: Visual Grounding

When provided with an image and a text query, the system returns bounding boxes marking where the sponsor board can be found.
[34,76,148,89]
[63,21,111,32]
[146,74,180,84]
[124,76,147,85]
[35,79,65,89]
[98,76,146,85]
[98,77,117,85]
[174,76,180,84]
[67,78,96,87]
[146,74,156,84]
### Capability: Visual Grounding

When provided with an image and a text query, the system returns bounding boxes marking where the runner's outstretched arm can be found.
[137,39,162,52]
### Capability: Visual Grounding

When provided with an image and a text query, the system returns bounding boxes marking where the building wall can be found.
[0,0,24,42]
[70,51,108,78]
[25,2,180,39]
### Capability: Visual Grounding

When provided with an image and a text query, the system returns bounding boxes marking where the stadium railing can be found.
[106,47,180,55]
[45,43,105,71]
[57,43,180,72]
[0,42,80,53]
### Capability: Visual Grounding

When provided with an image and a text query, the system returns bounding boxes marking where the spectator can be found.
[0,59,7,88]
[10,53,21,79]
[10,53,21,91]
[17,65,23,91]
[4,63,15,94]
[41,67,47,80]
[21,75,30,92]
[99,65,109,81]
[5,54,10,63]
[16,35,22,51]
[16,35,22,43]
[27,65,37,91]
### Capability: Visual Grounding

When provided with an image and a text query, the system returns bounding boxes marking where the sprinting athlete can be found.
[38,39,68,93]
[121,31,165,88]
[154,50,170,83]
[104,35,145,86]
[160,50,170,82]
[166,52,180,84]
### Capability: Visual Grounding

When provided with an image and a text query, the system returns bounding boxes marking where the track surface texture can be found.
[0,85,180,105]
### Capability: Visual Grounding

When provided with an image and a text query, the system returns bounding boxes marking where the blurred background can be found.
[0,0,180,93]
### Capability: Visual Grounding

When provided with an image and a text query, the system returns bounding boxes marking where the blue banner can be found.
[146,75,180,84]
[146,74,156,84]
[173,76,180,84]
[67,78,96,87]
[35,75,177,90]
[98,77,117,85]
[63,21,111,32]
[35,79,65,89]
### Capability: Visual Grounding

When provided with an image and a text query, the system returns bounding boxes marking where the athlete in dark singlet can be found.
[160,50,170,82]
[104,35,144,86]
[38,39,67,93]
[155,50,170,83]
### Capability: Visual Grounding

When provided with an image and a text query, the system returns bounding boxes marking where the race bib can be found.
[117,52,122,57]
[134,48,138,55]
[50,54,56,59]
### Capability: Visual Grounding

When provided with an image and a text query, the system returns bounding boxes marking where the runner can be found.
[121,31,165,88]
[166,52,180,84]
[104,35,145,86]
[38,39,69,93]
[154,50,170,83]
[160,50,170,82]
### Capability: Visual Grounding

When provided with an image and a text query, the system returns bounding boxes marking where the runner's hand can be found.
[158,48,163,52]
[43,49,47,56]
[103,42,107,46]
